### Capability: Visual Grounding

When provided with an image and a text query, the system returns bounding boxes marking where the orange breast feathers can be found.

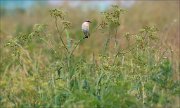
[82,22,90,31]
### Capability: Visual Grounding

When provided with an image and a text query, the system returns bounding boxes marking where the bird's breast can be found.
[82,22,89,30]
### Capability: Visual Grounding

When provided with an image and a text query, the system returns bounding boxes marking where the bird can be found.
[82,20,91,39]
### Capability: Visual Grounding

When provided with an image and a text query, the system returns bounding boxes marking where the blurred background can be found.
[0,0,179,70]
[0,1,179,107]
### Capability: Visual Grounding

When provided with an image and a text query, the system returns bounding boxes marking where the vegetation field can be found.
[0,1,179,108]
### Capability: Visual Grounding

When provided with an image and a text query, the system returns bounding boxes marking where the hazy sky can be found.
[0,0,135,10]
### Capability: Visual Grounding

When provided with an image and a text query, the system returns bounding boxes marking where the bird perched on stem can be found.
[82,20,91,39]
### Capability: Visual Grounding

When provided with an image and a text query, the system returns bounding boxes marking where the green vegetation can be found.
[0,3,179,108]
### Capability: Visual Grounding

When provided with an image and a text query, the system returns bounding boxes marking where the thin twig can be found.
[69,38,85,57]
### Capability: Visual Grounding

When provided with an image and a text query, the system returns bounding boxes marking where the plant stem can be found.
[69,38,85,58]
[103,28,111,54]
[54,18,69,53]
[114,17,120,47]
[114,28,118,47]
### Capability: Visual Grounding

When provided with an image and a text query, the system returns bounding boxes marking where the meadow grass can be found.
[0,4,179,108]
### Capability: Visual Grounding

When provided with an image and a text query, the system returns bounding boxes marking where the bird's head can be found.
[85,20,91,23]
